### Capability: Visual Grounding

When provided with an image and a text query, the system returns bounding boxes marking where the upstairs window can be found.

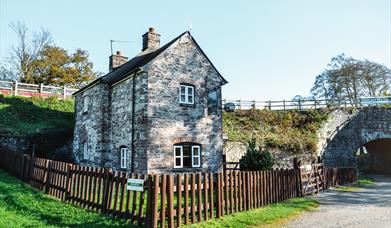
[174,143,201,168]
[120,147,129,169]
[83,141,89,160]
[207,90,218,114]
[83,96,89,113]
[179,84,194,105]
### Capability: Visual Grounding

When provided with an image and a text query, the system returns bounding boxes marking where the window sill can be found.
[179,103,195,108]
[172,167,203,173]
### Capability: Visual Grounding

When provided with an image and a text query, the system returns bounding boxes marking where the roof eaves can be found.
[72,77,103,96]
[188,33,228,85]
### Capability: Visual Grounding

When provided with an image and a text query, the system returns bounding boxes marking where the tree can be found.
[240,138,275,171]
[310,54,391,105]
[32,46,98,87]
[0,62,18,81]
[5,22,99,87]
[10,21,53,83]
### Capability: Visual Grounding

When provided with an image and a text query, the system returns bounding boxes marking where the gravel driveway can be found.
[283,175,391,228]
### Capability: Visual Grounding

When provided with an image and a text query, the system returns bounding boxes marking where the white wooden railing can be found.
[0,80,78,99]
[223,97,391,111]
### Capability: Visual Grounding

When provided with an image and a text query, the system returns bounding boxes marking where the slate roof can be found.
[74,31,227,95]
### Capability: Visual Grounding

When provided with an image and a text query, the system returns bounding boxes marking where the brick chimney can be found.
[142,27,160,51]
[109,51,128,72]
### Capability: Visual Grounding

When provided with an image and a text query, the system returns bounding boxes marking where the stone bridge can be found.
[317,107,391,167]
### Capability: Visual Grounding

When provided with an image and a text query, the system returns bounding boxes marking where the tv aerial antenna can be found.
[110,40,130,55]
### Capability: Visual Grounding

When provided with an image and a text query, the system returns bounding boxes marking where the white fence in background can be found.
[0,80,78,99]
[223,96,391,111]
[1,80,390,108]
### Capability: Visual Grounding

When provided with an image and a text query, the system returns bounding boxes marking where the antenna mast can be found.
[110,40,130,55]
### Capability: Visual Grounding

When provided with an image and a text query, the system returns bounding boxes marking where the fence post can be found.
[102,168,113,213]
[283,100,286,110]
[65,164,73,201]
[268,100,272,110]
[293,158,303,197]
[27,151,35,184]
[63,86,67,100]
[146,175,156,228]
[44,160,52,194]
[298,99,302,110]
[20,154,25,180]
[167,175,174,228]
[14,81,18,96]
[216,173,221,218]
[146,175,159,228]
[252,100,256,109]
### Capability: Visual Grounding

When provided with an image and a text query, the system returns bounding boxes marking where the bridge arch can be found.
[319,107,391,167]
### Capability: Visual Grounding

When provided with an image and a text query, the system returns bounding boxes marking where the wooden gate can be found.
[300,163,325,195]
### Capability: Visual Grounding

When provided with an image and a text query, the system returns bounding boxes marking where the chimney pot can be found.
[142,27,160,51]
[109,51,128,72]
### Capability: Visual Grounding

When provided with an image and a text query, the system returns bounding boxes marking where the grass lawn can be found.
[0,169,136,227]
[357,176,374,186]
[334,175,375,192]
[182,198,319,228]
[0,95,74,136]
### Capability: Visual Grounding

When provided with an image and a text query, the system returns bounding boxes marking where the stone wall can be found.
[109,77,134,170]
[319,107,391,167]
[73,33,226,174]
[73,83,110,167]
[132,72,149,173]
[144,33,225,173]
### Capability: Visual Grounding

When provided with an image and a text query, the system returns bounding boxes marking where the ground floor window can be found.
[174,143,201,168]
[120,147,129,169]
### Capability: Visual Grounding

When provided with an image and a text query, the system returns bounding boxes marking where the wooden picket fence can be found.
[0,149,148,224]
[0,148,357,228]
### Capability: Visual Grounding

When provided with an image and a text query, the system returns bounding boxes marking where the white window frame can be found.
[83,96,89,113]
[174,144,201,168]
[179,84,195,105]
[191,145,201,167]
[120,147,128,169]
[174,146,183,168]
[83,141,88,160]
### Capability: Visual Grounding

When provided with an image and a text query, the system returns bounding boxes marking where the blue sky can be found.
[1,0,390,100]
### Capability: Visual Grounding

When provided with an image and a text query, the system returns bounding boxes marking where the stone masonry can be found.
[318,107,391,167]
[73,29,227,174]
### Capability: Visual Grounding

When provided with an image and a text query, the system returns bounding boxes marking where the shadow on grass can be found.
[0,169,138,227]
[0,95,74,136]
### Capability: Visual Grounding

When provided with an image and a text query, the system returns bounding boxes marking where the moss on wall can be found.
[223,109,331,155]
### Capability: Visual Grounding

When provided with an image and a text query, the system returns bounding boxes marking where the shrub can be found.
[240,138,275,171]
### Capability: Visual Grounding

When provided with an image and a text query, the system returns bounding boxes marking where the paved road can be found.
[284,175,391,228]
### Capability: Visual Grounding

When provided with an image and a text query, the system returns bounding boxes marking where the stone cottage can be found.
[73,28,228,173]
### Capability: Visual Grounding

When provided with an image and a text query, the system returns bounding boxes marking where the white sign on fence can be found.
[127,178,144,191]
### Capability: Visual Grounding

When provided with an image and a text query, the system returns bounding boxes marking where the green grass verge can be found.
[182,198,319,228]
[334,185,360,192]
[357,176,374,186]
[0,95,74,136]
[335,176,375,192]
[0,169,136,227]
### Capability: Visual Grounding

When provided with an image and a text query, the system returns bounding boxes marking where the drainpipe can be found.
[131,68,142,173]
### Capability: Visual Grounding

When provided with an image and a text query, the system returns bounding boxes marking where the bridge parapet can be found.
[317,107,391,167]
[223,97,391,111]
